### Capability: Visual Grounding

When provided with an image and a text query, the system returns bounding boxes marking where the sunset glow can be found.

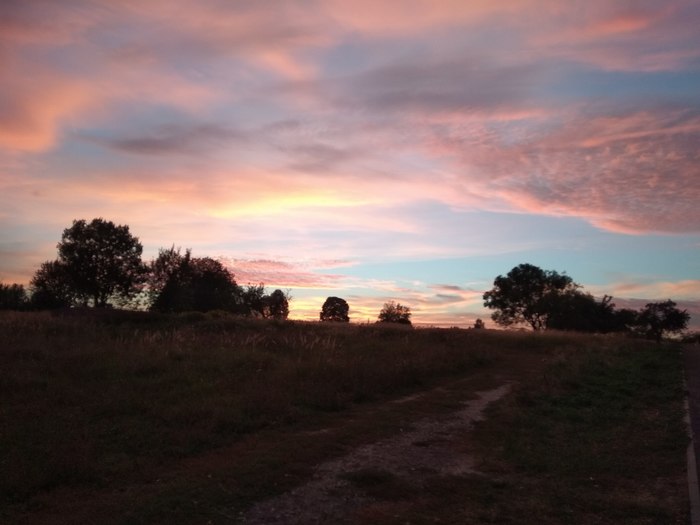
[1,1,698,327]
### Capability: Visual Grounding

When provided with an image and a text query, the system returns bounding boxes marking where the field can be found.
[0,310,690,524]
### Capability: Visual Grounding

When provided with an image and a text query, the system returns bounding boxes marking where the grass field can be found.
[0,310,690,524]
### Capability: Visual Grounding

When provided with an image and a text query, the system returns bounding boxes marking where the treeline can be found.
[0,218,290,319]
[0,218,414,326]
[482,263,691,341]
[0,220,693,339]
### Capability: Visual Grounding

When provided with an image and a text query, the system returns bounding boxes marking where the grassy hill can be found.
[0,310,689,523]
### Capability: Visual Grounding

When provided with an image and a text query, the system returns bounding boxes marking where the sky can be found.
[1,0,699,328]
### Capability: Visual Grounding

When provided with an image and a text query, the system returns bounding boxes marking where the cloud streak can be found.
[1,1,698,329]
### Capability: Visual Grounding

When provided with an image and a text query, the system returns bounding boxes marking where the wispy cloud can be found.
[87,124,245,156]
[217,257,352,289]
[1,1,698,328]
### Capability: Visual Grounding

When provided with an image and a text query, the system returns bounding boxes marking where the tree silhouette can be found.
[267,289,290,320]
[320,297,349,322]
[637,300,689,342]
[0,284,27,310]
[377,301,412,325]
[54,218,145,307]
[483,263,579,330]
[545,292,624,333]
[239,284,267,317]
[473,318,485,329]
[147,245,187,306]
[30,260,77,309]
[150,251,240,312]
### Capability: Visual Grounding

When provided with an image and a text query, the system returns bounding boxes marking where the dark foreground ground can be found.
[0,312,691,524]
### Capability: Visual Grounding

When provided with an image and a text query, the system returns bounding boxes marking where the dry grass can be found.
[0,311,689,524]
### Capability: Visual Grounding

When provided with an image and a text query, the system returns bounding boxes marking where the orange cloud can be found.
[591,280,700,302]
[0,68,95,151]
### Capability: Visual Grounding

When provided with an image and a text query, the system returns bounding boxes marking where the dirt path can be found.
[9,348,550,525]
[240,384,512,524]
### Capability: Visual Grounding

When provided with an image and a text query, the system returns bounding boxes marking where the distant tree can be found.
[613,308,640,333]
[636,300,690,342]
[240,283,267,317]
[0,283,28,310]
[56,218,145,307]
[29,260,76,309]
[267,289,290,320]
[147,245,187,306]
[150,252,240,312]
[473,318,485,329]
[545,293,624,333]
[483,263,579,331]
[377,301,412,325]
[320,297,350,322]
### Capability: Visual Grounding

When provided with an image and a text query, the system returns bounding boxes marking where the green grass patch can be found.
[460,341,689,524]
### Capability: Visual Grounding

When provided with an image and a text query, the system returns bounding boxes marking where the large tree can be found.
[636,300,690,342]
[483,263,579,330]
[28,219,144,309]
[55,218,145,307]
[545,293,625,333]
[149,249,240,312]
[320,297,350,322]
[377,301,412,325]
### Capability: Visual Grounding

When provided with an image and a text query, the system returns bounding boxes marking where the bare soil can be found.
[240,384,512,524]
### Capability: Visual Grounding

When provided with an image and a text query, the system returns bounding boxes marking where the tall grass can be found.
[1,311,499,507]
[2,312,687,524]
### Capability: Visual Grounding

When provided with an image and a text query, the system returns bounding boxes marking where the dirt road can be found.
[240,383,512,524]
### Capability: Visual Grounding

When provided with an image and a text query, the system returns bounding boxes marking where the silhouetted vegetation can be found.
[29,260,76,309]
[483,263,690,339]
[29,218,145,308]
[0,313,687,523]
[483,263,579,330]
[149,248,239,313]
[320,296,350,322]
[0,284,27,310]
[7,220,693,337]
[267,289,290,320]
[636,300,690,342]
[377,300,412,325]
[545,293,631,333]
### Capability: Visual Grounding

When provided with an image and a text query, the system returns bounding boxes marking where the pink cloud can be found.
[592,280,700,302]
[217,257,351,289]
[0,66,96,151]
[427,107,700,234]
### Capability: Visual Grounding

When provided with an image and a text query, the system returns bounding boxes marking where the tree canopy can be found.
[320,297,350,322]
[482,263,692,339]
[544,293,630,333]
[149,248,240,313]
[377,301,412,325]
[0,284,27,310]
[267,289,290,320]
[29,260,76,309]
[636,300,690,342]
[27,219,145,308]
[483,263,579,331]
